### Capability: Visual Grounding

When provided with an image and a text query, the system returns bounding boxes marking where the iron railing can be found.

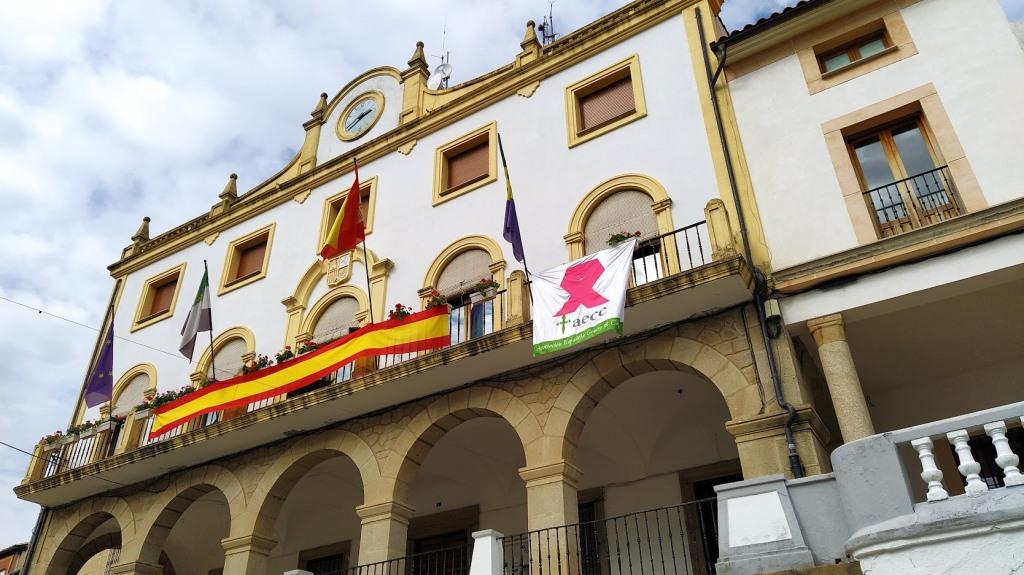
[630,221,710,287]
[863,165,962,238]
[41,421,123,478]
[501,500,722,575]
[140,410,220,447]
[346,544,471,575]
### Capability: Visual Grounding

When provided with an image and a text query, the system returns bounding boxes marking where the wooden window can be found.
[446,139,489,191]
[579,74,635,132]
[433,123,497,206]
[565,55,646,147]
[321,177,377,251]
[819,32,890,74]
[298,542,350,575]
[131,263,185,331]
[436,249,494,345]
[220,224,275,294]
[849,117,961,237]
[584,190,664,285]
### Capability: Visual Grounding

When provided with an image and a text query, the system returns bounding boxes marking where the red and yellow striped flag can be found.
[150,307,449,438]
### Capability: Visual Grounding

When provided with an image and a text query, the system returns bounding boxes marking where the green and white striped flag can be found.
[179,268,212,360]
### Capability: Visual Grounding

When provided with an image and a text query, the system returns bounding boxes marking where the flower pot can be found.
[60,434,79,446]
[133,408,153,420]
[470,287,497,303]
[79,427,97,439]
[42,441,60,452]
[94,421,114,433]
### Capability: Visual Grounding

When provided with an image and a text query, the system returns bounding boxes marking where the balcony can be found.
[18,202,755,507]
[863,165,963,238]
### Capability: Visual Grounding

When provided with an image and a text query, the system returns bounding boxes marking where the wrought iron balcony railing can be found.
[863,165,963,238]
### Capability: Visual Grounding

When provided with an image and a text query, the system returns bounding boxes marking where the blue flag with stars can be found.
[84,320,114,407]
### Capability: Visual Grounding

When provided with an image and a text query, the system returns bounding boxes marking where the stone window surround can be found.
[130,262,187,332]
[564,54,647,148]
[822,83,986,245]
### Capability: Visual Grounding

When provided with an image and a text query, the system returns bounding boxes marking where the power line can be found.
[0,294,238,379]
[0,439,163,494]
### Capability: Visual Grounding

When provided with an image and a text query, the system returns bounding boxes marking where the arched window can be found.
[584,190,663,284]
[208,337,248,380]
[311,296,360,343]
[437,248,494,344]
[112,373,150,417]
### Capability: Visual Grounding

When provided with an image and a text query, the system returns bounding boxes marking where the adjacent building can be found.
[13,0,1024,574]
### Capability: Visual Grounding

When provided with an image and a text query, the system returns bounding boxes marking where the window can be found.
[436,249,495,344]
[131,263,186,331]
[849,117,961,237]
[298,542,350,575]
[113,372,150,417]
[819,32,890,74]
[208,337,248,381]
[412,530,470,575]
[304,297,360,388]
[433,123,497,205]
[584,190,663,285]
[319,176,378,252]
[219,223,275,294]
[565,55,646,147]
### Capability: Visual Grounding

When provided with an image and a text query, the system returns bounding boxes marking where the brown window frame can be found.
[818,31,892,75]
[432,123,497,206]
[565,54,647,148]
[443,134,490,194]
[576,70,636,135]
[847,115,962,238]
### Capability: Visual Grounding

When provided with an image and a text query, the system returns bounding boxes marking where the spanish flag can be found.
[320,160,366,260]
[150,307,450,438]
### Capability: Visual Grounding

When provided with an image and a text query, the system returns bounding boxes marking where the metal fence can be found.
[41,422,123,478]
[863,166,962,238]
[500,500,721,575]
[346,544,471,575]
[630,221,710,287]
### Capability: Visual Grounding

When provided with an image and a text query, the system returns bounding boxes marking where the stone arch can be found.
[564,173,676,261]
[299,284,370,342]
[66,532,121,575]
[192,326,256,383]
[421,235,505,295]
[133,465,246,564]
[379,387,542,506]
[283,248,391,344]
[109,363,158,415]
[547,335,756,463]
[239,429,382,541]
[41,497,134,575]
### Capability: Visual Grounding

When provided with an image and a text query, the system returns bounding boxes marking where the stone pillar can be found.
[519,461,581,530]
[505,270,531,327]
[22,441,49,483]
[704,198,736,260]
[221,534,278,575]
[807,314,875,443]
[355,501,415,564]
[109,563,164,575]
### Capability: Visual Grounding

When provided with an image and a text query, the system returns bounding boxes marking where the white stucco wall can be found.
[729,0,1024,270]
[103,14,721,402]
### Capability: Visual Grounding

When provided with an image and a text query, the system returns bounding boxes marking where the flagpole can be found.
[497,133,533,288]
[204,260,217,383]
[353,157,376,324]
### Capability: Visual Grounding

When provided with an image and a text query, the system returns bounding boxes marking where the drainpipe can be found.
[21,506,47,575]
[695,7,805,478]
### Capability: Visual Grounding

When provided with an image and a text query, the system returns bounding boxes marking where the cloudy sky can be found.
[0,0,1021,547]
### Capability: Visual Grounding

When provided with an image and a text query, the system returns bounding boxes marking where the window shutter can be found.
[446,141,489,190]
[149,279,177,316]
[584,190,658,254]
[437,249,492,296]
[359,188,370,224]
[113,373,150,416]
[579,76,635,132]
[235,240,267,279]
[313,297,360,342]
[209,337,248,379]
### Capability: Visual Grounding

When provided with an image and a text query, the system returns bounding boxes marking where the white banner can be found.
[531,239,636,356]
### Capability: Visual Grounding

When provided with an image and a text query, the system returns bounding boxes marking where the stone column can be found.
[221,534,278,575]
[519,461,581,530]
[355,501,415,565]
[807,314,874,442]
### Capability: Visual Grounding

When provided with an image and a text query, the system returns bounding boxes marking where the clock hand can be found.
[346,109,372,131]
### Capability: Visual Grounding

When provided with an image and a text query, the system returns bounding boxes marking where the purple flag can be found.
[498,133,526,264]
[84,320,114,407]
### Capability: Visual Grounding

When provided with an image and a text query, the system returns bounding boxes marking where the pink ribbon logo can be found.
[555,259,609,316]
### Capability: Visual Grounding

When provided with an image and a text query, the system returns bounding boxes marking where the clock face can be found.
[339,93,383,141]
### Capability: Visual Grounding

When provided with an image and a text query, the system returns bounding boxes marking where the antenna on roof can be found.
[538,1,558,45]
[429,21,453,89]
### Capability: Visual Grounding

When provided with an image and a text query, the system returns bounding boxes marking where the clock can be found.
[337,91,384,141]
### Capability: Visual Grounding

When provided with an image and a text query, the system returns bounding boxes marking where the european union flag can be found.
[84,320,114,407]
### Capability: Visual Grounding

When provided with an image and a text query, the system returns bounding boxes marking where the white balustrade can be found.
[984,421,1024,487]
[911,437,949,502]
[947,429,989,495]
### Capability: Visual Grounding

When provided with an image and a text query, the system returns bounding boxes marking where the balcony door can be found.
[850,118,960,237]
